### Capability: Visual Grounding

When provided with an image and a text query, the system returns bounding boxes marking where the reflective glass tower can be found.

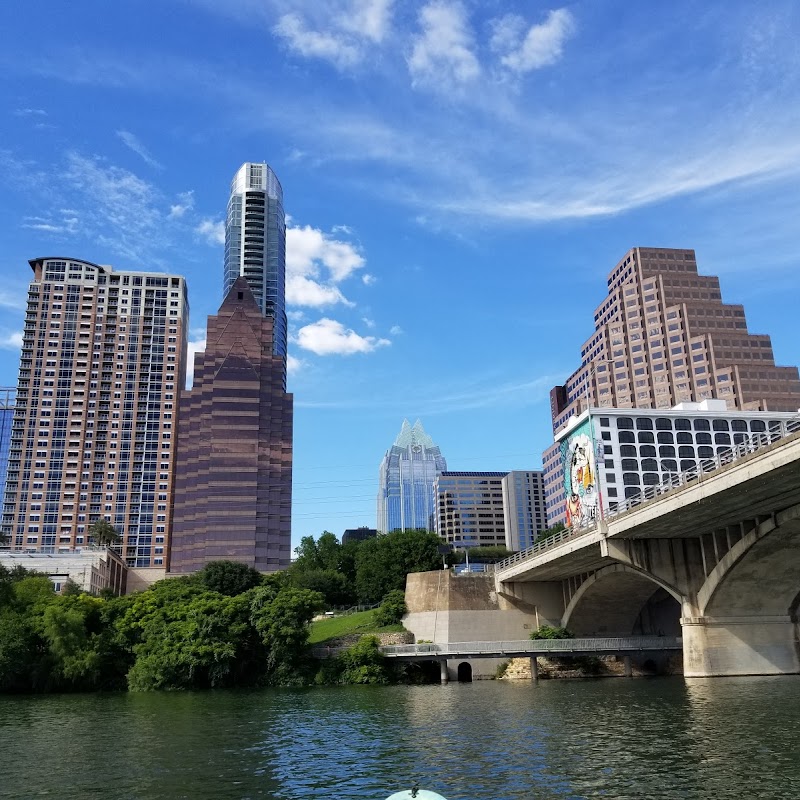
[223,162,287,379]
[377,420,447,534]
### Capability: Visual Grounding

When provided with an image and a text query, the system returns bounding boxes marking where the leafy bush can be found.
[374,589,407,627]
[530,625,573,640]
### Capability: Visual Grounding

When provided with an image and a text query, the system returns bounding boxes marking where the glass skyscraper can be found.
[377,420,447,534]
[223,162,287,378]
[0,388,15,511]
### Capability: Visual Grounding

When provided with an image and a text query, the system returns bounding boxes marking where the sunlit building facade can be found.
[377,420,446,534]
[0,388,14,508]
[1,257,187,567]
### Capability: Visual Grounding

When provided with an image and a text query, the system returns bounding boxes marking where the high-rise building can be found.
[342,526,377,545]
[1,258,187,567]
[0,388,14,510]
[501,470,547,551]
[434,471,508,547]
[543,246,800,524]
[223,162,287,376]
[169,278,293,573]
[377,419,446,533]
[434,470,548,551]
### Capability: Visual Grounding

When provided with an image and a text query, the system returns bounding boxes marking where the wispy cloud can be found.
[13,107,47,117]
[0,331,23,351]
[408,1,480,92]
[116,130,163,170]
[493,9,576,73]
[169,190,195,219]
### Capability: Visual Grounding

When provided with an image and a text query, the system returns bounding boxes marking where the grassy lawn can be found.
[308,609,405,645]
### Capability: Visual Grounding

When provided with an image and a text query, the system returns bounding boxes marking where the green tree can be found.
[355,529,442,604]
[374,589,407,627]
[338,635,394,685]
[0,610,41,691]
[292,568,351,607]
[89,518,122,547]
[249,585,323,685]
[530,624,573,640]
[197,560,264,596]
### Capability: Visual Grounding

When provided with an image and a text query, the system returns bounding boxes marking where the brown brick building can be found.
[169,278,292,572]
[543,246,800,525]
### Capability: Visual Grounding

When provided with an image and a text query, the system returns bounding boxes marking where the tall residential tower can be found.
[224,162,287,376]
[377,420,446,534]
[1,258,188,567]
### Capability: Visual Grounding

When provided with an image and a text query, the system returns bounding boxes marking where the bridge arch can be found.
[697,503,800,619]
[562,564,684,636]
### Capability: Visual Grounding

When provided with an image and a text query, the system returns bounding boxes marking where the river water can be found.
[1,677,799,800]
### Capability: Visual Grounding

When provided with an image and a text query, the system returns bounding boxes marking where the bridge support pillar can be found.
[439,659,449,685]
[682,615,800,677]
[529,656,538,682]
[623,656,632,677]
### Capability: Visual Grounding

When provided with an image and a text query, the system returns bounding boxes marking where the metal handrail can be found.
[495,417,800,572]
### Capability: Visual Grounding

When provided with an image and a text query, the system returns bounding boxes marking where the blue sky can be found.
[1,0,799,549]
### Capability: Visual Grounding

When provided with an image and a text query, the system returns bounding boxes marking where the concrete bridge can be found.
[494,420,800,677]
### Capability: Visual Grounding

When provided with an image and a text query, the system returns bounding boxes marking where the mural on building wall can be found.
[560,418,600,528]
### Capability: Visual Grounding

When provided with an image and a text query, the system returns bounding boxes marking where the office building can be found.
[1,257,187,568]
[501,470,547,551]
[377,419,446,533]
[552,400,799,527]
[224,162,287,377]
[543,246,800,524]
[434,470,548,551]
[342,526,377,545]
[434,472,508,547]
[0,388,14,509]
[169,278,293,573]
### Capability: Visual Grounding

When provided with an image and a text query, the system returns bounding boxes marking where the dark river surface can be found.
[1,677,799,800]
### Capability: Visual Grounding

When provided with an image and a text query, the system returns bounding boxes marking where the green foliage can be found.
[89,518,122,546]
[196,560,264,596]
[536,522,566,543]
[530,625,573,640]
[355,529,442,604]
[495,660,510,678]
[338,636,394,684]
[374,589,407,627]
[291,569,351,607]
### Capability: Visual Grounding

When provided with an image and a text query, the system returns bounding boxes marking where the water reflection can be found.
[1,678,799,799]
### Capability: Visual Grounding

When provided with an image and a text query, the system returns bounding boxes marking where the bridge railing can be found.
[495,415,800,573]
[380,636,682,658]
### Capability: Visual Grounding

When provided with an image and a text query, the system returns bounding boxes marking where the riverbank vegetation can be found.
[0,530,441,693]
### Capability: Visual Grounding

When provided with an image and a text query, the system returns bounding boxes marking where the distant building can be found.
[377,419,446,533]
[501,470,547,551]
[342,527,377,545]
[0,547,127,595]
[551,400,800,527]
[543,246,800,524]
[434,472,508,548]
[1,257,188,568]
[0,388,14,507]
[224,162,287,378]
[169,278,293,573]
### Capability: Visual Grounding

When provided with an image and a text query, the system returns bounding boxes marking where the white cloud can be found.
[116,130,162,169]
[295,318,390,355]
[14,108,47,117]
[275,13,360,68]
[273,1,393,68]
[169,190,194,218]
[0,288,27,311]
[185,337,206,388]
[0,331,23,350]
[286,275,352,307]
[408,1,480,92]
[196,218,225,245]
[362,273,376,285]
[22,211,79,235]
[389,325,403,335]
[362,317,375,328]
[287,224,365,282]
[498,8,576,73]
[287,309,307,322]
[287,354,305,375]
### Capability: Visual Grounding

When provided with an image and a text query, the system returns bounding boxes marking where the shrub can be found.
[530,624,573,640]
[374,589,407,627]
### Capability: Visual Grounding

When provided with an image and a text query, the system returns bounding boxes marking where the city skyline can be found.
[0,1,799,549]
